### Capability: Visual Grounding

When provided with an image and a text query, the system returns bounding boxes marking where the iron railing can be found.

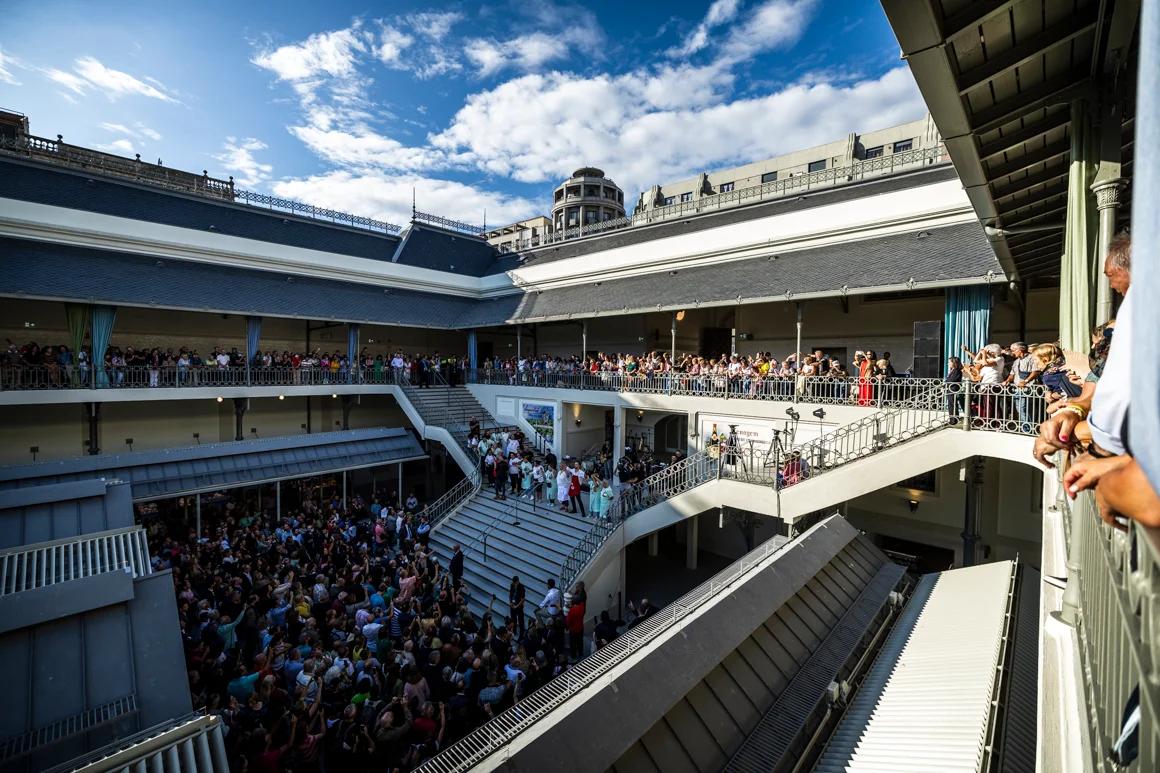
[0,526,152,596]
[413,517,796,773]
[425,471,481,529]
[558,451,718,590]
[412,209,486,236]
[0,364,407,390]
[232,189,402,233]
[43,712,228,773]
[1060,483,1160,772]
[468,368,948,407]
[510,145,949,250]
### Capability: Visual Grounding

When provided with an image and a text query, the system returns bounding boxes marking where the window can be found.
[663,196,675,206]
[893,139,913,153]
[760,171,778,184]
[680,191,693,203]
[720,181,734,192]
[864,145,884,159]
[807,159,826,173]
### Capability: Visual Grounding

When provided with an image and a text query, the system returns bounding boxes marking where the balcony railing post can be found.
[1056,478,1085,627]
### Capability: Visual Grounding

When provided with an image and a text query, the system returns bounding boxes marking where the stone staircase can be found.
[400,383,491,439]
[428,493,592,622]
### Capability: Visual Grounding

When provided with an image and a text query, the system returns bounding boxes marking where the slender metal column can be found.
[276,480,281,519]
[195,493,202,540]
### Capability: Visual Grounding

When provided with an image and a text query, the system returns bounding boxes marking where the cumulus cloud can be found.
[214,137,274,188]
[44,56,179,102]
[252,25,369,82]
[463,3,604,77]
[272,171,538,228]
[94,137,137,155]
[430,66,925,198]
[287,124,447,171]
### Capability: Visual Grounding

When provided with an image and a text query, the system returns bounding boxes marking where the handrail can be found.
[1059,481,1160,771]
[415,378,1052,772]
[412,209,485,236]
[425,470,480,529]
[0,526,152,596]
[558,451,718,590]
[43,712,226,773]
[0,364,404,390]
[414,513,796,773]
[510,145,949,250]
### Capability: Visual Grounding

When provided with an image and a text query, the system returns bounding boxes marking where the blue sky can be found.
[0,0,925,227]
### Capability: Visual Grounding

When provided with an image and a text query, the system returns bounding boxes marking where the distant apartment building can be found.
[634,114,942,215]
[484,215,552,253]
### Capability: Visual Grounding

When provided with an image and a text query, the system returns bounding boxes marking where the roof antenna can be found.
[483,208,486,232]
[411,187,416,221]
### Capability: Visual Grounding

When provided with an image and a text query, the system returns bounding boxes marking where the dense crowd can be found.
[145,466,665,773]
[1,343,468,388]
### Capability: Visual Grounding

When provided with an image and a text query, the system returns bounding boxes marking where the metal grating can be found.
[996,565,1041,772]
[0,694,138,761]
[724,561,906,772]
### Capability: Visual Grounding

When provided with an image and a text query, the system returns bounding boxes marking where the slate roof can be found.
[0,428,427,501]
[0,156,401,261]
[392,223,513,277]
[0,237,482,329]
[0,218,999,328]
[461,221,1003,326]
[518,164,961,266]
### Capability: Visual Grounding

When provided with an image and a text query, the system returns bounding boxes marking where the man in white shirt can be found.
[536,579,562,624]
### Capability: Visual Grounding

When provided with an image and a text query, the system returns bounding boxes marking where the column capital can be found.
[1090,177,1128,210]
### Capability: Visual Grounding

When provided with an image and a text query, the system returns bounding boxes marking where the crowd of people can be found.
[1030,233,1159,531]
[146,468,669,772]
[1,343,469,389]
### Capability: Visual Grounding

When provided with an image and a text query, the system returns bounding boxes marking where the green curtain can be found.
[1059,100,1098,351]
[64,303,89,385]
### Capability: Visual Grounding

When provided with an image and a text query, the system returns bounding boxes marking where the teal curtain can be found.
[246,316,262,379]
[1059,100,1098,351]
[347,324,360,383]
[944,285,991,369]
[91,305,117,387]
[467,329,478,370]
[64,303,89,385]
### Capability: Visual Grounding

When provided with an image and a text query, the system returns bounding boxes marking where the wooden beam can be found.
[970,71,1090,135]
[977,111,1071,161]
[957,9,1099,95]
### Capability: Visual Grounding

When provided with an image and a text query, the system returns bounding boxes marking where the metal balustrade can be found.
[0,364,409,390]
[43,712,228,773]
[233,189,402,234]
[509,145,949,250]
[1059,480,1160,771]
[418,378,1054,772]
[0,526,152,596]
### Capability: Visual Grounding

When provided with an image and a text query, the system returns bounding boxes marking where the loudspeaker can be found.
[912,320,942,378]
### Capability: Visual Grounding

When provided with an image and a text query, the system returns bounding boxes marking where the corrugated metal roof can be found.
[0,479,136,549]
[0,428,426,501]
[814,560,1016,773]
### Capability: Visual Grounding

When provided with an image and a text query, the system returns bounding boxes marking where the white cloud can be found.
[214,137,274,188]
[94,138,136,155]
[287,124,447,171]
[376,26,414,66]
[137,123,162,141]
[272,170,538,228]
[463,3,604,77]
[99,121,163,143]
[430,66,925,199]
[252,25,370,82]
[668,0,741,58]
[0,47,22,85]
[43,56,178,102]
[719,0,817,64]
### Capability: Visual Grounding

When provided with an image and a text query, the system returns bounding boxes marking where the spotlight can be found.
[29,445,39,461]
[908,499,919,513]
[575,419,582,427]
[125,438,134,452]
[812,408,826,420]
[331,393,338,398]
[216,396,224,403]
[675,310,686,322]
[193,432,201,444]
[785,408,800,421]
[278,395,285,400]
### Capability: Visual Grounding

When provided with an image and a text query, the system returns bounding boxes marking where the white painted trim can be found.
[510,179,978,290]
[0,199,504,298]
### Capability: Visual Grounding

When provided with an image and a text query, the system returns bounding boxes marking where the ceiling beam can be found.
[1005,203,1068,227]
[977,111,1071,161]
[1005,231,1065,252]
[1014,242,1066,264]
[970,71,1091,135]
[940,0,1020,41]
[992,165,1071,201]
[985,139,1071,180]
[997,184,1069,217]
[957,9,1099,95]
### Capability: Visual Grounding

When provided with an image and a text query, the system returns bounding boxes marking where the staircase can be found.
[428,494,592,621]
[399,381,491,440]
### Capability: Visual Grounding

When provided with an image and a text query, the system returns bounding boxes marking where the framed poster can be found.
[521,400,555,440]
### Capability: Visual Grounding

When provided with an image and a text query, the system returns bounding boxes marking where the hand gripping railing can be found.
[0,526,152,596]
[413,517,792,773]
[558,451,718,590]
